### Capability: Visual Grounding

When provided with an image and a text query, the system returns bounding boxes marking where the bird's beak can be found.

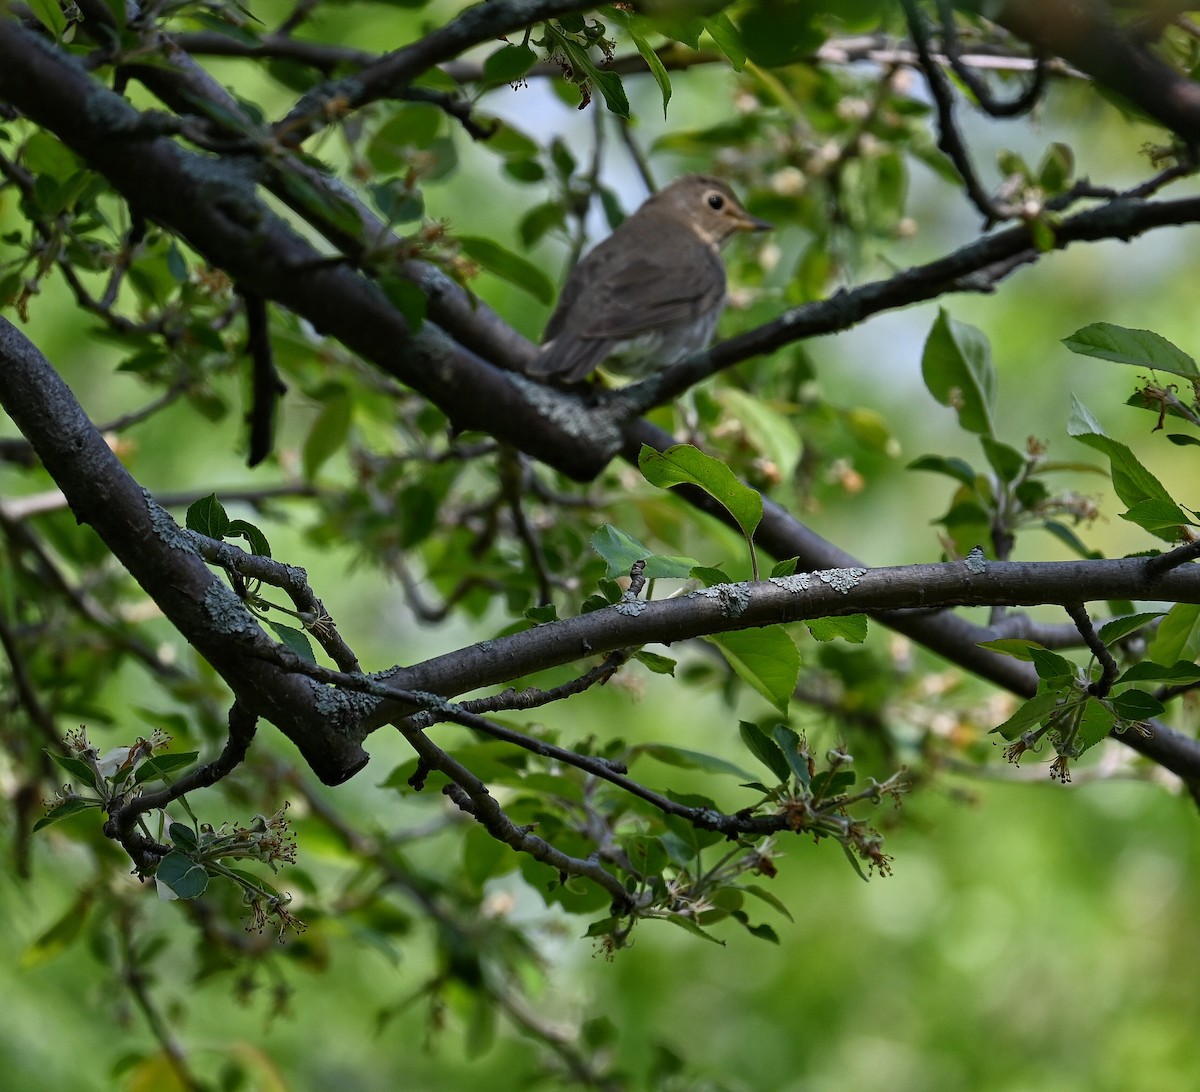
[735,211,773,233]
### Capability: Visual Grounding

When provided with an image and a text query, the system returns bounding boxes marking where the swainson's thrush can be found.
[528,175,771,385]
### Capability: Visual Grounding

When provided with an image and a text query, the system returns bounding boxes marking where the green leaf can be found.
[368,181,425,223]
[28,0,69,36]
[980,438,1025,483]
[702,12,746,70]
[459,235,554,304]
[634,743,753,780]
[155,852,210,899]
[169,822,199,849]
[462,824,512,887]
[589,524,698,580]
[20,893,92,968]
[1029,647,1077,684]
[713,628,800,714]
[165,243,188,283]
[591,67,631,118]
[619,15,672,117]
[367,104,443,171]
[1037,142,1075,193]
[738,721,792,783]
[842,406,895,453]
[276,169,366,244]
[465,992,497,1059]
[549,136,576,181]
[380,275,428,331]
[302,384,352,479]
[742,883,793,921]
[921,310,997,437]
[1068,397,1185,540]
[1042,518,1096,559]
[840,841,870,882]
[1147,603,1200,664]
[267,620,316,663]
[647,12,702,49]
[133,752,200,785]
[1116,660,1200,685]
[550,30,632,118]
[634,650,677,676]
[1027,216,1057,253]
[639,444,763,546]
[482,44,538,85]
[624,834,669,878]
[717,388,803,483]
[186,494,231,539]
[738,918,780,944]
[1062,323,1199,379]
[1119,498,1192,536]
[977,638,1044,661]
[665,915,726,945]
[487,122,540,160]
[811,769,855,799]
[1072,696,1116,752]
[583,917,621,940]
[908,454,978,487]
[1097,612,1165,646]
[738,2,824,67]
[32,796,99,832]
[227,519,272,558]
[770,724,810,786]
[997,149,1032,179]
[690,565,731,587]
[46,750,98,784]
[519,200,567,248]
[805,615,867,644]
[989,689,1061,740]
[1110,689,1165,721]
[503,158,546,184]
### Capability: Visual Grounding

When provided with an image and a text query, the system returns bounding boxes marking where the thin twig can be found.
[104,703,259,872]
[116,913,203,1092]
[1064,601,1119,696]
[0,606,62,746]
[1145,538,1200,578]
[935,0,1047,118]
[900,0,1009,226]
[498,448,554,606]
[616,114,656,193]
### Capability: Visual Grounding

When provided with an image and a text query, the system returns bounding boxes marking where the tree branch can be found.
[0,317,370,785]
[273,0,597,145]
[620,191,1200,411]
[974,0,1200,143]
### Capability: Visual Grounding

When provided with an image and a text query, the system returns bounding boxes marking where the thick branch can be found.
[374,557,1200,692]
[9,18,1200,489]
[274,0,596,145]
[0,319,369,785]
[618,192,1200,411]
[104,703,258,872]
[974,0,1200,143]
[621,422,1200,780]
[0,21,614,481]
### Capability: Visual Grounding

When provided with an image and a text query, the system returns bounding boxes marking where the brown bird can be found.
[528,174,771,385]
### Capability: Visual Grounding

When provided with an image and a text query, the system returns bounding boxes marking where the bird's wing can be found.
[529,332,614,383]
[531,223,725,382]
[578,241,725,340]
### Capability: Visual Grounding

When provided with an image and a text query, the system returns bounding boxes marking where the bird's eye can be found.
[707,193,725,210]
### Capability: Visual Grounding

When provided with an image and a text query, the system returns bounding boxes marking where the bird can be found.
[527,174,771,385]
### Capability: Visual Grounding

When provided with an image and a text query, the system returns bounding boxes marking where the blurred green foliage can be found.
[3,0,1200,1088]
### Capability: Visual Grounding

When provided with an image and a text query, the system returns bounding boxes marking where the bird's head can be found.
[646,174,773,248]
